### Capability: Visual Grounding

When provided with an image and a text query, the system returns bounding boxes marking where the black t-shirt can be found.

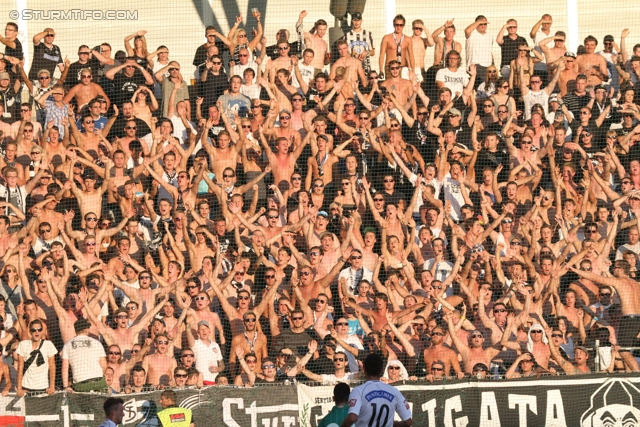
[563,92,591,118]
[63,58,102,90]
[198,68,228,109]
[109,116,151,140]
[500,36,528,67]
[111,70,147,106]
[272,329,313,358]
[5,38,23,61]
[0,87,21,124]
[29,43,62,80]
[192,42,229,67]
[267,42,302,61]
[475,149,509,183]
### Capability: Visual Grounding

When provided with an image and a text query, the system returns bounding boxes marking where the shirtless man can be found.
[189,291,225,345]
[423,325,464,379]
[209,266,280,336]
[264,106,303,150]
[380,60,414,107]
[571,261,640,371]
[305,134,351,189]
[33,196,65,238]
[410,20,435,78]
[343,291,425,333]
[298,11,329,72]
[86,286,167,352]
[558,52,579,96]
[260,132,308,190]
[202,127,241,182]
[113,266,172,314]
[329,40,367,87]
[142,333,178,386]
[446,312,504,374]
[576,35,609,86]
[68,164,111,223]
[379,15,414,77]
[105,343,148,392]
[146,167,201,211]
[432,19,462,66]
[228,311,269,375]
[63,68,110,111]
[537,31,568,73]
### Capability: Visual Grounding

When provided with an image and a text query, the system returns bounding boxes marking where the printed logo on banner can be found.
[122,397,160,426]
[580,379,640,427]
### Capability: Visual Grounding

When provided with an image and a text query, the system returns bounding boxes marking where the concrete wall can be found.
[2,0,638,78]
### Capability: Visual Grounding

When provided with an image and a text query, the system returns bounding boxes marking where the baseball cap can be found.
[604,35,614,43]
[317,211,329,218]
[575,345,589,354]
[197,320,210,329]
[351,12,362,20]
[549,94,559,103]
[74,318,92,333]
[0,72,10,80]
[448,108,462,117]
[564,51,577,58]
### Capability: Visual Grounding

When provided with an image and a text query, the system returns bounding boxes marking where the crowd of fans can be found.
[0,8,639,396]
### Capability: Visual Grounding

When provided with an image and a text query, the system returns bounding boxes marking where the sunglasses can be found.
[244,317,256,322]
[263,364,275,369]
[351,256,362,260]
[333,358,345,362]
[335,322,348,326]
[300,271,312,276]
[279,353,292,358]
[431,367,444,371]
[238,296,250,300]
[384,179,394,183]
[280,116,291,120]
[246,359,257,364]
[373,198,384,202]
[175,374,188,378]
[265,275,275,279]
[494,309,506,313]
[313,184,324,188]
[182,353,194,358]
[85,242,97,247]
[390,66,401,70]
[155,340,169,345]
[125,126,137,130]
[126,306,137,310]
[431,331,444,336]
[31,327,43,332]
[291,176,302,181]
[108,351,121,355]
[316,300,327,304]
[291,316,304,321]
[40,228,51,233]
[551,334,563,338]
[388,366,401,370]
[530,330,543,334]
[600,292,611,297]
[194,296,208,301]
[223,174,235,178]
[140,276,151,280]
[471,334,484,338]
[39,76,50,80]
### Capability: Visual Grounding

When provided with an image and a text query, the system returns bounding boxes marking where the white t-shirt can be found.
[192,339,223,382]
[336,335,364,373]
[347,380,412,427]
[533,29,553,71]
[423,259,455,287]
[338,267,373,296]
[61,334,106,383]
[466,30,493,67]
[321,371,357,384]
[435,67,469,95]
[16,339,57,390]
[293,63,315,91]
[523,90,549,120]
[442,175,465,221]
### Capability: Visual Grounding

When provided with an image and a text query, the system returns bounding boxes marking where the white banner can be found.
[297,383,336,427]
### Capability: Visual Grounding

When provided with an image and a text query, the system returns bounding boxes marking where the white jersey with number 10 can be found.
[347,380,412,427]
